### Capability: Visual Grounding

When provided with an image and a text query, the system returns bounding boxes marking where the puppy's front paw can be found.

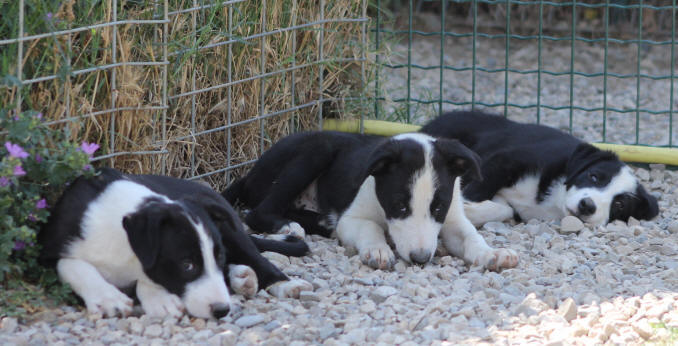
[475,248,519,271]
[84,287,133,318]
[266,279,313,299]
[229,264,258,298]
[140,290,184,317]
[277,222,305,239]
[360,245,396,270]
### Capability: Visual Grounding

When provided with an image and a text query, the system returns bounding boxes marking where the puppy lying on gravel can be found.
[39,168,312,319]
[224,131,518,271]
[421,111,659,226]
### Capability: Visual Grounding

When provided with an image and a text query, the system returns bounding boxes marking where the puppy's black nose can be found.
[578,198,596,216]
[210,303,230,319]
[409,249,432,265]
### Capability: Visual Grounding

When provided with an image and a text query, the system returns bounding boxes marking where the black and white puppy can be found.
[420,111,659,226]
[224,131,518,271]
[39,168,312,319]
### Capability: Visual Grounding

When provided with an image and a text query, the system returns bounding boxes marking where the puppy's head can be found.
[122,198,231,319]
[367,133,481,265]
[564,143,658,225]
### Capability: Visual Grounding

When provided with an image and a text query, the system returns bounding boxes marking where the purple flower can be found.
[83,164,92,171]
[13,241,26,251]
[35,153,42,163]
[36,113,43,120]
[13,165,26,176]
[5,142,29,159]
[46,12,53,20]
[80,142,100,157]
[13,115,20,121]
[27,214,37,222]
[0,176,9,187]
[36,199,47,209]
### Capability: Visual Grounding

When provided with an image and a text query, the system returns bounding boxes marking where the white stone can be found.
[235,315,265,328]
[560,216,584,233]
[370,286,398,303]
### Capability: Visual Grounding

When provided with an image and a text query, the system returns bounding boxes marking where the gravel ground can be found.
[1,164,677,345]
[2,16,678,345]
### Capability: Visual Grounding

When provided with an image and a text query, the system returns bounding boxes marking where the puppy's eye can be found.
[181,260,196,273]
[589,173,598,183]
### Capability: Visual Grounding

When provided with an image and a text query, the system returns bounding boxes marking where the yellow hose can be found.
[323,119,678,165]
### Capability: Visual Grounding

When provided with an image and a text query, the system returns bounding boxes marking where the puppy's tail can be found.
[222,177,245,205]
[249,235,310,257]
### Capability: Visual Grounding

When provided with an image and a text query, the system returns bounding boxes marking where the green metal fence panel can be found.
[371,0,677,148]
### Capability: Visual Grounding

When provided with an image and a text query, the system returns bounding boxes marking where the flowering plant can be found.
[1,109,98,281]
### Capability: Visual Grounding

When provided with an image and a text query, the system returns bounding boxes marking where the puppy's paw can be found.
[360,244,396,270]
[266,279,313,299]
[475,248,519,272]
[140,291,185,318]
[277,222,305,239]
[84,287,133,318]
[228,264,258,298]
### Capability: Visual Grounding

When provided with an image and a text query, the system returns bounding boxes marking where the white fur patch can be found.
[57,258,133,317]
[182,219,231,319]
[386,140,440,264]
[495,175,568,222]
[441,177,518,271]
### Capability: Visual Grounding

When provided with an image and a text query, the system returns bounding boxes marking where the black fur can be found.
[39,168,309,291]
[223,131,480,238]
[420,110,658,223]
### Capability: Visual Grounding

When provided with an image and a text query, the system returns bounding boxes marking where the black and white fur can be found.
[39,168,312,319]
[420,111,659,226]
[224,131,518,271]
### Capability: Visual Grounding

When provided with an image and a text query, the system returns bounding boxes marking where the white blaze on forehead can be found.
[182,217,231,318]
[386,133,441,262]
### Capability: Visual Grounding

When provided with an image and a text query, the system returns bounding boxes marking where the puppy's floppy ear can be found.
[633,184,659,221]
[434,138,482,181]
[366,140,401,176]
[565,143,618,185]
[183,195,244,234]
[122,203,173,270]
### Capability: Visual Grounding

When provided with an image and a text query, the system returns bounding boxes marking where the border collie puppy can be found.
[39,168,312,319]
[420,111,659,226]
[224,131,518,271]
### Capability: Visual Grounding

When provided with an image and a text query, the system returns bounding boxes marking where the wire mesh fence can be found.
[0,0,368,189]
[372,0,677,148]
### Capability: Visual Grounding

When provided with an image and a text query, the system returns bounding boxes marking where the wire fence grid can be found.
[2,0,676,188]
[1,0,368,189]
[372,0,677,148]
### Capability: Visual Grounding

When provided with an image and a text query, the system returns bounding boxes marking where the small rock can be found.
[558,298,578,322]
[208,330,237,346]
[235,315,265,328]
[668,220,678,234]
[632,320,654,340]
[369,286,398,303]
[130,321,144,335]
[192,330,212,341]
[263,321,281,332]
[515,293,549,317]
[144,324,163,338]
[560,216,584,233]
[299,291,320,302]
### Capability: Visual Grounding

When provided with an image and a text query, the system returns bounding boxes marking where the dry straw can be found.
[1,0,367,190]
